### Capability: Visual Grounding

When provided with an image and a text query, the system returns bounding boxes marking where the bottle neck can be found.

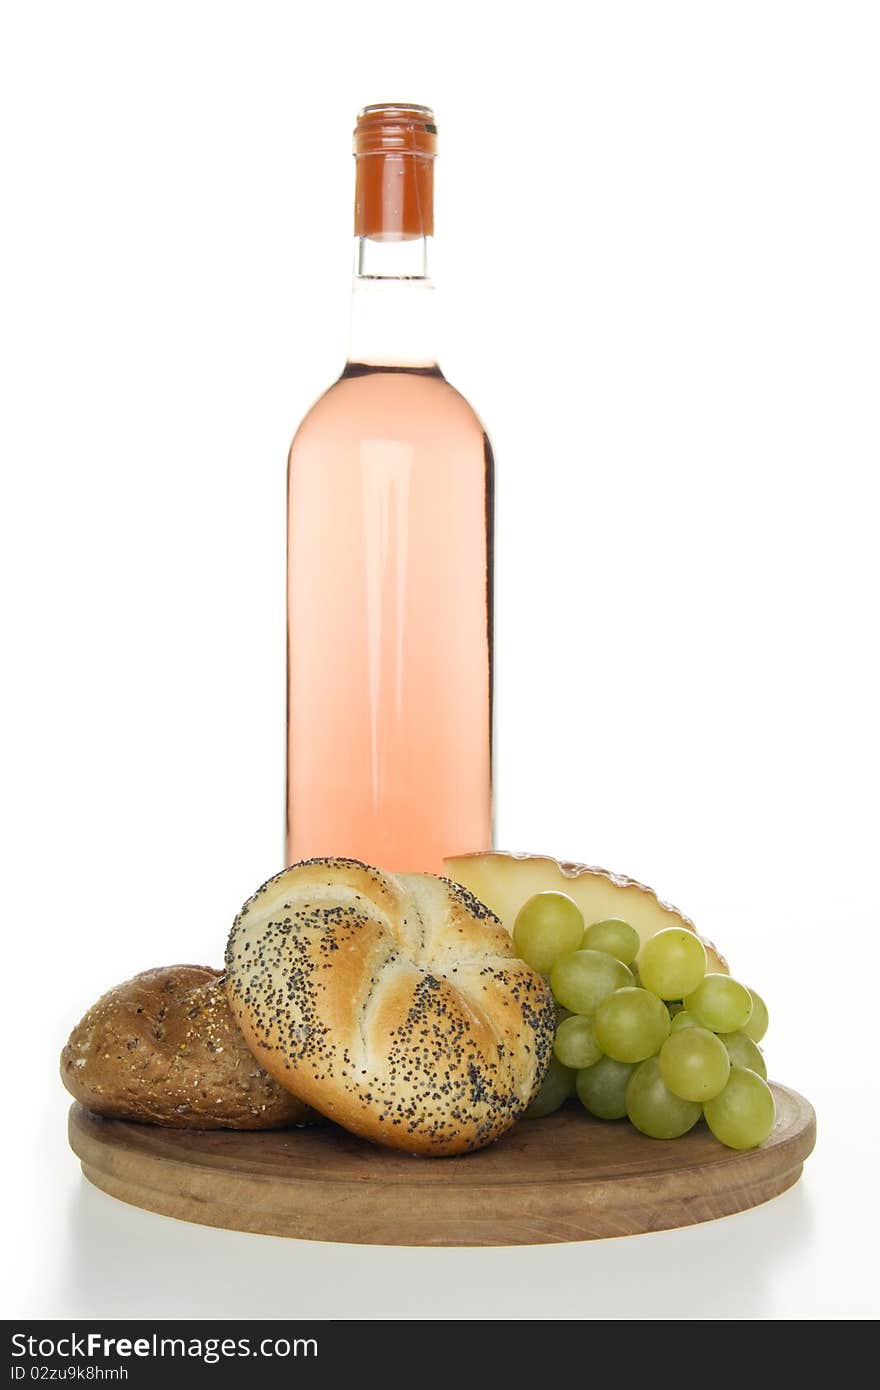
[348,234,438,369]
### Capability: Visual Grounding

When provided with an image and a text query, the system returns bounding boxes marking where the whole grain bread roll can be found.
[225,858,556,1155]
[61,965,311,1129]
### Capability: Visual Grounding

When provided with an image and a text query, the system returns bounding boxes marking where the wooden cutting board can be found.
[68,1082,815,1246]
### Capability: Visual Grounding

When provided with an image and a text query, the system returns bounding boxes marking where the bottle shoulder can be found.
[289,366,489,460]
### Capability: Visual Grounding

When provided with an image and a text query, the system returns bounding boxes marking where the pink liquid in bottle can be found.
[286,363,493,873]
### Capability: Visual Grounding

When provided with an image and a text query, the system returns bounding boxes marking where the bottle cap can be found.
[354,104,437,240]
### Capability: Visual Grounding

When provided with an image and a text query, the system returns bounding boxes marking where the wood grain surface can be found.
[68,1082,815,1246]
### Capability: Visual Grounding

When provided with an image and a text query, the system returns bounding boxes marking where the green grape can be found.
[625,1057,702,1139]
[523,1056,575,1119]
[549,950,633,1015]
[670,1009,699,1031]
[684,974,753,1033]
[581,918,640,965]
[638,928,707,1000]
[719,1030,767,1080]
[742,988,769,1043]
[704,1065,775,1149]
[513,892,585,973]
[593,988,671,1063]
[576,1056,635,1120]
[659,1027,730,1102]
[554,1015,603,1070]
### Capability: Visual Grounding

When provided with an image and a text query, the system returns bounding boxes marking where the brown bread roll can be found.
[61,964,311,1129]
[225,858,556,1155]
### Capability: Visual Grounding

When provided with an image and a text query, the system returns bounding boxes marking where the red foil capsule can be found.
[354,103,437,241]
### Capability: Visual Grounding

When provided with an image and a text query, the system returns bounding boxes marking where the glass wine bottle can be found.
[285,104,493,874]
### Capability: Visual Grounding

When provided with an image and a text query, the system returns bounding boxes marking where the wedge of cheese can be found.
[443,851,728,975]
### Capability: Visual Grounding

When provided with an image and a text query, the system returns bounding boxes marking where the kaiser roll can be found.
[225,858,556,1155]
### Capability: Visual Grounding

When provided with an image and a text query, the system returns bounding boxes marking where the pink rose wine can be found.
[285,105,493,873]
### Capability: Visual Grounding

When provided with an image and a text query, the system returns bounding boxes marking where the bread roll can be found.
[61,965,311,1129]
[225,858,556,1155]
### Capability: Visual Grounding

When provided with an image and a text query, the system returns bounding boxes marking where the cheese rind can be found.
[443,852,728,976]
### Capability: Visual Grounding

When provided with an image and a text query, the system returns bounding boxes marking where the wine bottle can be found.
[286,104,493,874]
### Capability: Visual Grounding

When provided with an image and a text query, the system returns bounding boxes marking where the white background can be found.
[1,0,878,1320]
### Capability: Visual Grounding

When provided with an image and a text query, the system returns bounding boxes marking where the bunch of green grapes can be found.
[516,892,773,1150]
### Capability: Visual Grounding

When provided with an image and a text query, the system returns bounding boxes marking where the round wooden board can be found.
[69,1083,815,1246]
